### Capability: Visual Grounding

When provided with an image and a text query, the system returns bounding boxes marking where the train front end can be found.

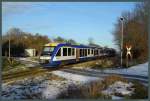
[39,43,59,67]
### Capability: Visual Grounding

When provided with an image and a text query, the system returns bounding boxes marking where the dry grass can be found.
[2,57,25,71]
[83,81,109,99]
[71,60,99,67]
[57,82,110,99]
[59,75,148,99]
[102,75,128,89]
[129,81,148,99]
[58,75,127,99]
[48,74,66,81]
[92,57,120,69]
[71,57,119,69]
[4,72,66,86]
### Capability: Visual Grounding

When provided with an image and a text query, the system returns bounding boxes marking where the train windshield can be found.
[43,47,55,52]
[41,46,55,56]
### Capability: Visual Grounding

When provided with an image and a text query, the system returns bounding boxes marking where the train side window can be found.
[95,50,97,55]
[91,49,93,54]
[56,48,61,56]
[83,49,85,56]
[72,48,75,56]
[82,49,84,57]
[63,48,67,56]
[68,48,71,56]
[82,49,84,56]
[80,49,83,57]
[79,49,81,57]
[80,49,82,57]
[85,49,87,56]
[94,50,96,55]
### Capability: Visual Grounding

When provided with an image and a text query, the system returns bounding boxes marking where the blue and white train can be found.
[39,42,114,67]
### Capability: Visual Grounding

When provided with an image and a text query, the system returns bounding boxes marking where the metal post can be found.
[9,32,10,59]
[120,17,124,68]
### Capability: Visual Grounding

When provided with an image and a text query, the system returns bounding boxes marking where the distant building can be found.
[25,49,36,57]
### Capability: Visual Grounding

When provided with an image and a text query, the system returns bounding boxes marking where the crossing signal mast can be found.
[120,17,124,68]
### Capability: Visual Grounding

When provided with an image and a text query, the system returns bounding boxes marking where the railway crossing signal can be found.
[126,44,132,67]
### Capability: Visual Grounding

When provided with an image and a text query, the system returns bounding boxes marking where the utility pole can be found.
[120,17,124,68]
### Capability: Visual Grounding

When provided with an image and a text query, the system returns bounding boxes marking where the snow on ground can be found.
[105,62,148,76]
[2,73,73,100]
[17,57,39,63]
[85,62,148,77]
[2,62,147,99]
[102,81,134,99]
[52,70,101,83]
[52,70,136,100]
[16,57,40,67]
[2,70,101,100]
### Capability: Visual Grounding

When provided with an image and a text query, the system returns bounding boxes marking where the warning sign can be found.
[126,44,132,67]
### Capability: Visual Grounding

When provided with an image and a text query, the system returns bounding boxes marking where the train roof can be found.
[44,42,99,48]
[44,42,60,47]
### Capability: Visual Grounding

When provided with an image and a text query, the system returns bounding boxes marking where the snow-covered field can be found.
[52,70,101,83]
[2,73,69,99]
[51,71,137,100]
[2,62,148,100]
[76,62,148,77]
[2,71,101,100]
[104,62,148,77]
[17,57,39,63]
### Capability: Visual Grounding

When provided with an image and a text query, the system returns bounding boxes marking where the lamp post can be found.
[120,17,124,68]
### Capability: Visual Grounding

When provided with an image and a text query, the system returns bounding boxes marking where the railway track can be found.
[2,68,46,83]
[2,63,71,83]
[3,58,148,86]
[2,58,96,83]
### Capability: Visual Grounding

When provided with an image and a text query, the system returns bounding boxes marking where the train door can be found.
[76,48,80,61]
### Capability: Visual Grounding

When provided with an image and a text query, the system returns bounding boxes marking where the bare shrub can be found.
[58,81,111,99]
[58,75,148,99]
[102,75,128,89]
[130,81,148,99]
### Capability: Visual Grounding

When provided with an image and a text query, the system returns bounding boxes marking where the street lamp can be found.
[120,17,124,68]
